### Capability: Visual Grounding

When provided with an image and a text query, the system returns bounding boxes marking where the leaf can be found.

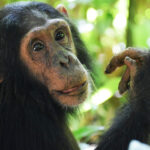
[73,125,104,140]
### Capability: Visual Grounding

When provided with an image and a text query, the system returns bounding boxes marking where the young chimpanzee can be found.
[0,1,149,150]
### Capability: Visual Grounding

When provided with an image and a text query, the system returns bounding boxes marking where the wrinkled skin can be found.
[105,47,148,94]
[20,19,89,107]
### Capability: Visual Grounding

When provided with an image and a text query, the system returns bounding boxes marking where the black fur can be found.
[0,2,89,150]
[96,55,150,150]
[0,1,150,150]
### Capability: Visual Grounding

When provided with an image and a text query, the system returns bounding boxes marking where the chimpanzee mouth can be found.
[57,81,88,96]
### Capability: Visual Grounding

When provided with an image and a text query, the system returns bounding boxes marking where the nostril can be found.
[60,57,69,68]
[59,53,74,68]
[60,61,67,67]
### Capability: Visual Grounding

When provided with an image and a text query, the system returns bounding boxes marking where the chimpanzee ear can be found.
[56,4,69,17]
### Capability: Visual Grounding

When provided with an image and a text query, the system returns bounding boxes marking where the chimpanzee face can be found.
[19,6,89,107]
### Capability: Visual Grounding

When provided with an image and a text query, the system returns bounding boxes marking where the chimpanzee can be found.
[0,1,149,150]
[97,48,150,150]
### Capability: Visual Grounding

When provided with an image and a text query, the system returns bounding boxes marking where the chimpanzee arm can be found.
[96,48,150,150]
[96,102,150,150]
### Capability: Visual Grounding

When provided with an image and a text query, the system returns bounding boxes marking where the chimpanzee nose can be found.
[59,55,70,68]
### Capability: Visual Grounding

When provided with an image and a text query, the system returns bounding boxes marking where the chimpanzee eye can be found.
[55,31,65,41]
[32,41,45,52]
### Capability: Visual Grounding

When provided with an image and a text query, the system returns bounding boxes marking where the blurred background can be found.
[1,0,150,148]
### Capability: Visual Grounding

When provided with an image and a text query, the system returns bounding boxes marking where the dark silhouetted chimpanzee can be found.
[0,2,149,150]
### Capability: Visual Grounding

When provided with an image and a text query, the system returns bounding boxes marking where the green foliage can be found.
[73,125,104,141]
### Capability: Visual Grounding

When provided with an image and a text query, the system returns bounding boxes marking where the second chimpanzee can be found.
[0,2,149,150]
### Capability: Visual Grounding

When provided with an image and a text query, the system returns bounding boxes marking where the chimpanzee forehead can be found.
[0,2,67,49]
[2,2,65,33]
[21,10,48,31]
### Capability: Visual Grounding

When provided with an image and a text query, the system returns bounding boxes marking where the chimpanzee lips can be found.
[59,81,87,96]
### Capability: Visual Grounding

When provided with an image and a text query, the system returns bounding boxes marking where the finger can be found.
[105,48,144,74]
[118,56,137,94]
[118,47,144,60]
[124,56,137,78]
[118,68,130,94]
[105,56,123,74]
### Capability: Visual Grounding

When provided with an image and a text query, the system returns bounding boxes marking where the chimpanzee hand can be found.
[105,47,149,94]
[97,48,150,150]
